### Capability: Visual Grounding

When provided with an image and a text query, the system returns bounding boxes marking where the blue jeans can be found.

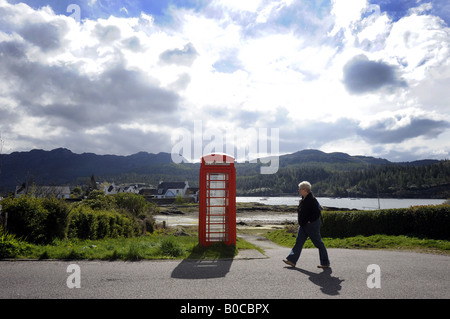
[286,218,330,266]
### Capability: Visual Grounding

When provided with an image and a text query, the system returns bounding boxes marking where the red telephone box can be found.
[199,153,236,246]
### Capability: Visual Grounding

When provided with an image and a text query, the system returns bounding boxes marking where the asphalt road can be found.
[1,235,449,300]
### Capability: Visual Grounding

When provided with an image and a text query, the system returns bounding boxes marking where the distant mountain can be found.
[0,148,446,198]
[235,150,447,198]
[277,149,392,168]
[0,148,173,192]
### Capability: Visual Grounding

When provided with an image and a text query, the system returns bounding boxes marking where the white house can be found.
[155,180,189,198]
[118,185,140,194]
[103,183,142,195]
[15,184,71,199]
[103,183,117,195]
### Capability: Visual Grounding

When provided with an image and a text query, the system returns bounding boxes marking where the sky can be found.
[0,0,449,162]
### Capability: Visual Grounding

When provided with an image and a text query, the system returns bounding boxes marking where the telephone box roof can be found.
[201,153,235,165]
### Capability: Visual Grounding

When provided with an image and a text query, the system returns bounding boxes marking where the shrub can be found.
[41,197,70,240]
[114,192,152,218]
[174,194,185,205]
[321,204,450,239]
[83,190,116,210]
[0,226,32,258]
[76,192,157,234]
[159,237,184,257]
[67,206,139,240]
[1,196,71,244]
[1,196,49,244]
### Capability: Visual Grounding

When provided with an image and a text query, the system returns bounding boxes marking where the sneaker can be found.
[283,259,296,267]
[317,264,331,269]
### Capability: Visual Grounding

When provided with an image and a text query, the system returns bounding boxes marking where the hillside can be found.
[0,148,448,198]
[0,148,174,192]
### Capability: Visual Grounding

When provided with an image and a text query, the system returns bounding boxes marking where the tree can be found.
[114,192,154,218]
[71,187,82,198]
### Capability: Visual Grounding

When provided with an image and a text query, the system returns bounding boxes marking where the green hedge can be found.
[1,195,140,243]
[67,206,139,240]
[0,196,69,244]
[321,205,450,239]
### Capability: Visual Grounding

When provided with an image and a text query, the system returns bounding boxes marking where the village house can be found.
[15,183,71,199]
[138,181,198,202]
[102,183,150,195]
[104,182,117,195]
[12,179,198,202]
[155,180,190,198]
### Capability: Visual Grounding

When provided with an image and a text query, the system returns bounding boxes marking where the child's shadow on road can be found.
[286,267,344,296]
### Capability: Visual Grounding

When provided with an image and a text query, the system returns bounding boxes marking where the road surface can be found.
[1,235,448,301]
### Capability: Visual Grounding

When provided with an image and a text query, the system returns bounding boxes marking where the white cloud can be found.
[212,0,264,13]
[0,0,181,155]
[357,9,392,50]
[384,13,450,81]
[0,0,449,162]
[329,0,368,37]
[408,2,433,15]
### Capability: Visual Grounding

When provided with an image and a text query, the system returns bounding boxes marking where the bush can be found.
[1,196,70,244]
[321,204,450,239]
[0,226,32,258]
[83,190,116,210]
[114,192,153,218]
[78,192,157,234]
[174,194,185,205]
[1,196,49,244]
[67,206,139,240]
[159,236,184,257]
[0,193,153,243]
[41,197,70,240]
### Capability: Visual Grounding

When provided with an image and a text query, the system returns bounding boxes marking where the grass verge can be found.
[265,227,450,255]
[4,224,449,260]
[1,227,261,260]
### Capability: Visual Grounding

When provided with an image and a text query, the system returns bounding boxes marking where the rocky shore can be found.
[154,202,356,228]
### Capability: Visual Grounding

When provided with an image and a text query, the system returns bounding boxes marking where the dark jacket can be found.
[298,192,321,227]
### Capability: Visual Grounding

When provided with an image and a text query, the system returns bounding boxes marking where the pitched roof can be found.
[157,182,187,194]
